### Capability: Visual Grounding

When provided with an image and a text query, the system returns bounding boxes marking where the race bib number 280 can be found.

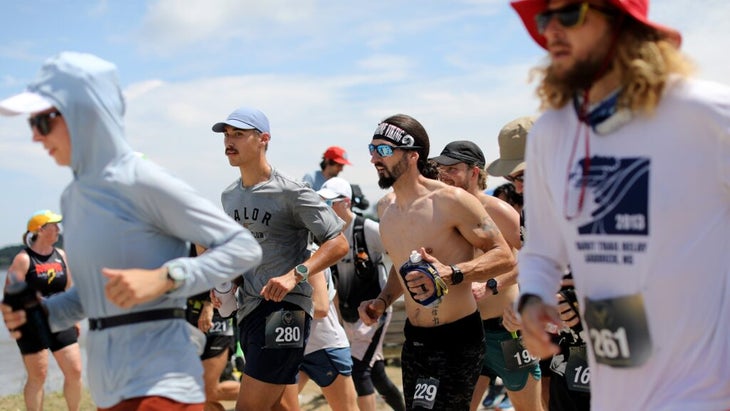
[264,309,305,349]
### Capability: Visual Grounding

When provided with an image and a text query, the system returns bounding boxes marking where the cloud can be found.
[1,0,729,247]
[115,58,536,223]
[135,0,319,54]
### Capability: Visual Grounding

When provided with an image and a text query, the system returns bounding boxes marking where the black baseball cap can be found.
[430,140,486,168]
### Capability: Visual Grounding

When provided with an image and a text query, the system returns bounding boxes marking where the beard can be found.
[440,176,468,191]
[545,32,615,92]
[547,48,613,92]
[377,156,409,189]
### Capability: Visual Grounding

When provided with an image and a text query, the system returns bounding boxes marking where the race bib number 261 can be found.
[583,293,652,368]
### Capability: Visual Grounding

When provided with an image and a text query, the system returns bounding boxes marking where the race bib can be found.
[412,377,439,409]
[501,336,539,370]
[565,345,590,392]
[264,309,305,349]
[208,318,234,336]
[583,293,652,367]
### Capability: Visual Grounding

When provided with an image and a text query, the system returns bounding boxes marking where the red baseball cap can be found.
[511,0,681,50]
[323,146,352,165]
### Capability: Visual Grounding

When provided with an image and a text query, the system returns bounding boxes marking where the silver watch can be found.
[166,263,187,292]
[295,264,309,283]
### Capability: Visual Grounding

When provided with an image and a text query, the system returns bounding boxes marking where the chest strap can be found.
[88,308,185,331]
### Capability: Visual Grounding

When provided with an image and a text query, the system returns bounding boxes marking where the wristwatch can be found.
[295,264,309,283]
[449,265,464,285]
[486,278,498,295]
[166,263,187,292]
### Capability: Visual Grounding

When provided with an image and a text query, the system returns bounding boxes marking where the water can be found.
[0,269,89,396]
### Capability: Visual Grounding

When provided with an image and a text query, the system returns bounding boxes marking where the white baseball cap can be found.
[0,91,53,116]
[317,177,352,200]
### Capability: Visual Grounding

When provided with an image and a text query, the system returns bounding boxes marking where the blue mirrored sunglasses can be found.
[324,197,346,207]
[368,143,420,157]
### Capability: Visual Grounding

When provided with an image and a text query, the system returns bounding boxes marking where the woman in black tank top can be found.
[3,210,83,411]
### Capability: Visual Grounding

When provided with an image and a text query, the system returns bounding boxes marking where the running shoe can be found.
[482,383,505,408]
[496,394,514,411]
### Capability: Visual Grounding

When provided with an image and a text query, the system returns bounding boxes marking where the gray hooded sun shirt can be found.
[32,52,262,407]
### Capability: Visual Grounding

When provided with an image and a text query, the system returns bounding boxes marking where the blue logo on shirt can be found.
[569,156,649,236]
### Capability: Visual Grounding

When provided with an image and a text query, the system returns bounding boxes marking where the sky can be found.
[0,0,728,248]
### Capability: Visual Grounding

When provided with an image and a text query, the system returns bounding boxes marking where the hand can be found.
[198,302,214,332]
[416,247,452,285]
[501,305,522,333]
[472,282,489,301]
[102,267,171,309]
[210,290,222,309]
[403,270,436,302]
[358,298,385,326]
[519,297,561,359]
[260,270,297,302]
[1,303,26,340]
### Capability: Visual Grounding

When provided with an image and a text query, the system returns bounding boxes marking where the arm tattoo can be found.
[481,216,498,241]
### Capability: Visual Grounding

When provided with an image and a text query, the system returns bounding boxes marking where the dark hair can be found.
[493,183,523,208]
[319,158,339,171]
[380,114,439,179]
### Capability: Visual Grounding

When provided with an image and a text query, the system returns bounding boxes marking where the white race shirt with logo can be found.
[518,77,730,411]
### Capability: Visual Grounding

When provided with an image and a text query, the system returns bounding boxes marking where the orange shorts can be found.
[97,396,204,411]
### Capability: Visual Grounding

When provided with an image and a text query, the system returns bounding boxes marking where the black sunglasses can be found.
[505,173,524,183]
[28,111,62,136]
[535,2,615,34]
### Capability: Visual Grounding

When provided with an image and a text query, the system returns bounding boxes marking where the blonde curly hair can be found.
[532,18,693,115]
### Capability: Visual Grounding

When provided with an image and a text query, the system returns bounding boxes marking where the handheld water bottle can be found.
[2,274,53,348]
[213,281,238,317]
[398,250,448,307]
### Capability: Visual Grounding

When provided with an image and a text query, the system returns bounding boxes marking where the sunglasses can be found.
[324,197,346,207]
[505,173,524,183]
[535,2,614,34]
[29,111,62,136]
[368,143,419,158]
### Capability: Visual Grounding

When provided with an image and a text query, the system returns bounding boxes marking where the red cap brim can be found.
[511,0,550,49]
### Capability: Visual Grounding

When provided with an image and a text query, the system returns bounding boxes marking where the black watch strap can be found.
[486,278,499,295]
[449,265,463,285]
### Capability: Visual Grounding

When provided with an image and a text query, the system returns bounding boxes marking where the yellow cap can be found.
[27,210,63,233]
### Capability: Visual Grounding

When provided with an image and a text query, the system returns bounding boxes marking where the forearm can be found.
[166,228,262,297]
[376,266,404,307]
[459,243,516,283]
[45,287,85,332]
[301,233,349,277]
[487,263,519,292]
[309,270,329,319]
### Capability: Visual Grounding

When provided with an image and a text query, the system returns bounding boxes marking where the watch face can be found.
[451,266,464,285]
[169,265,186,281]
[295,264,309,283]
[487,278,498,294]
